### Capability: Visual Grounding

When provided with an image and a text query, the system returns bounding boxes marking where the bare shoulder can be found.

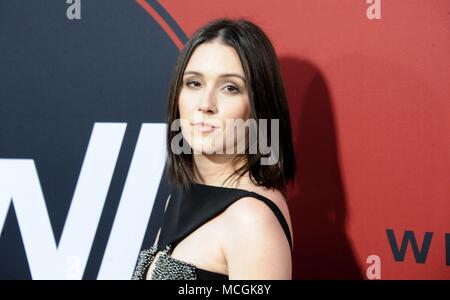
[225,186,292,239]
[219,186,293,279]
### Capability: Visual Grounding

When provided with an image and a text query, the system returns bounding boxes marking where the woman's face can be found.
[178,41,251,155]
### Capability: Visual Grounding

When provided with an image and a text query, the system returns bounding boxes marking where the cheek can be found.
[178,92,188,118]
[178,92,194,138]
[178,88,200,118]
[220,98,251,138]
[222,97,251,121]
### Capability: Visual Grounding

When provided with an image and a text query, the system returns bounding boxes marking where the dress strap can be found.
[245,192,293,251]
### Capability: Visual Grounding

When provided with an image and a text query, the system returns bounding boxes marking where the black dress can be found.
[132,182,293,280]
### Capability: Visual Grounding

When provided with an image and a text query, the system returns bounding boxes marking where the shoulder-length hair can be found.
[166,18,296,194]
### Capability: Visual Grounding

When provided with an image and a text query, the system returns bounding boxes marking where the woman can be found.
[133,18,296,280]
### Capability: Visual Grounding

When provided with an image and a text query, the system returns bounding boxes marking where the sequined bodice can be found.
[132,244,228,280]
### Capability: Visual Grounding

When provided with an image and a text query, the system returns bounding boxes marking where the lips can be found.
[191,121,218,132]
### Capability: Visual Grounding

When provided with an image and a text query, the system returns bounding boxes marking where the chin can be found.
[191,145,221,155]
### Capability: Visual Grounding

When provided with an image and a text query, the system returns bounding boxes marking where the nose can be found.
[197,88,217,114]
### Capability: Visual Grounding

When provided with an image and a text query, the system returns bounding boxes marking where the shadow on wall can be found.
[280,57,363,279]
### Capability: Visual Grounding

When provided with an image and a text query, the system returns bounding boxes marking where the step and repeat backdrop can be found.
[0,0,448,279]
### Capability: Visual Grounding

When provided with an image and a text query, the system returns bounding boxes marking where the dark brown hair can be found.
[166,18,296,194]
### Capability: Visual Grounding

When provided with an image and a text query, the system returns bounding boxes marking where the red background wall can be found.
[158,0,450,279]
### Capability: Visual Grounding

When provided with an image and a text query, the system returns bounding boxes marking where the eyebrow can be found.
[183,70,246,83]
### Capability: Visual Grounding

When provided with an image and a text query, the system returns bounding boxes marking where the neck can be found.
[193,153,251,188]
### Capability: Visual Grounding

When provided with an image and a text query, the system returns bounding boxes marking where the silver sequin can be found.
[132,245,197,280]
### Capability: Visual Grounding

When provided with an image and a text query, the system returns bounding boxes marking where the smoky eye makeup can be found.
[222,82,242,94]
[182,75,247,94]
[183,77,203,88]
[186,79,200,86]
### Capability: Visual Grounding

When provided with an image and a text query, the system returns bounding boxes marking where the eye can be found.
[223,84,241,94]
[186,80,202,88]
